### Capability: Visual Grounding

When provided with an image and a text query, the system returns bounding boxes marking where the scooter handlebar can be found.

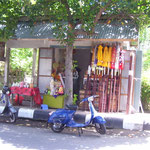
[92,95,99,98]
[81,95,99,102]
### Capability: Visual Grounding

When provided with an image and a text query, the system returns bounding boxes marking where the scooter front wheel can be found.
[50,123,64,133]
[95,123,106,134]
[9,112,16,123]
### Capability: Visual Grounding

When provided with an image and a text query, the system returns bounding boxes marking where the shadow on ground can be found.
[0,117,150,150]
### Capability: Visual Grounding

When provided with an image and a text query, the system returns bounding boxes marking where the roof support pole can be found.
[32,48,37,85]
[4,47,10,86]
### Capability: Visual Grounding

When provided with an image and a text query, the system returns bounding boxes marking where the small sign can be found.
[130,41,138,46]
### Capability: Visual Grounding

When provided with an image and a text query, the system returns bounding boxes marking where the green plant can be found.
[10,48,33,75]
[141,80,150,110]
[72,60,78,70]
[73,94,78,105]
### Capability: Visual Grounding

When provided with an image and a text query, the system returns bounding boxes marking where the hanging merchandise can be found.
[108,69,113,112]
[119,50,125,70]
[110,43,120,112]
[80,42,127,113]
[110,46,117,69]
[102,46,109,67]
[115,43,120,70]
[100,45,109,112]
[97,45,103,66]
[107,46,112,68]
[117,48,125,111]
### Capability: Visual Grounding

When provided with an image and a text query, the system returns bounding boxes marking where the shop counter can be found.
[43,95,65,109]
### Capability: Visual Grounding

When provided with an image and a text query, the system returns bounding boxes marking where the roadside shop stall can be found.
[78,43,136,113]
[3,20,142,112]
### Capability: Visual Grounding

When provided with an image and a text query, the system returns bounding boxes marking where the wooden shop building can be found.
[1,20,142,113]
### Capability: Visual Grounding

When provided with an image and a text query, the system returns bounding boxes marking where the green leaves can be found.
[1,0,150,43]
[0,0,24,39]
[10,48,33,75]
[141,80,150,109]
[143,49,150,71]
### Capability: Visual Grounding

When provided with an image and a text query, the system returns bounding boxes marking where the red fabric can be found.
[119,50,125,70]
[15,95,24,105]
[10,87,42,105]
[110,46,116,69]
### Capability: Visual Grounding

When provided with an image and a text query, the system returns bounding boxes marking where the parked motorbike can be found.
[0,86,17,122]
[47,95,106,136]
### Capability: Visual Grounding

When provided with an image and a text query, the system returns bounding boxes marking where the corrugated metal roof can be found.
[13,21,138,39]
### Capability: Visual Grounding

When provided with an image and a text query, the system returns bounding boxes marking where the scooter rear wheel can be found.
[50,123,64,133]
[95,123,106,134]
[9,112,16,123]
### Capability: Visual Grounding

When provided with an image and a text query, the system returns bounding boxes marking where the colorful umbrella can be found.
[97,45,103,66]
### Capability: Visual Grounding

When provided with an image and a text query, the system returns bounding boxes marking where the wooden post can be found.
[32,48,37,85]
[126,52,134,114]
[4,47,10,86]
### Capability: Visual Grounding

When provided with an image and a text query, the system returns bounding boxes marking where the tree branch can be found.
[60,0,74,25]
[137,2,150,7]
[91,0,113,33]
[74,29,87,36]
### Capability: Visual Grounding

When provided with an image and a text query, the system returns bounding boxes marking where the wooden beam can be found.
[52,38,138,42]
[50,45,92,49]
[7,38,138,49]
[4,47,10,86]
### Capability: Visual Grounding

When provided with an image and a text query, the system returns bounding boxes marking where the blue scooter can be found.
[47,95,106,135]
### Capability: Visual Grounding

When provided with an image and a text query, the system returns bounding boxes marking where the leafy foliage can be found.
[1,0,150,42]
[23,0,150,45]
[1,0,150,103]
[10,48,33,75]
[141,80,150,110]
[0,0,25,40]
[143,49,150,71]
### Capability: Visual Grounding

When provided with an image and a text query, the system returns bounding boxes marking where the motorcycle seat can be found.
[66,104,78,110]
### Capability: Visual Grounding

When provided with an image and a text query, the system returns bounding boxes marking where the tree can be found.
[10,48,33,75]
[25,0,150,104]
[1,0,150,104]
[0,0,25,40]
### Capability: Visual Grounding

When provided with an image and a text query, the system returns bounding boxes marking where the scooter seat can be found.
[66,104,78,110]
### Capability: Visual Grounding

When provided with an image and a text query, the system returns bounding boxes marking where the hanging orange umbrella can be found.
[102,46,109,67]
[107,46,112,68]
[97,45,103,66]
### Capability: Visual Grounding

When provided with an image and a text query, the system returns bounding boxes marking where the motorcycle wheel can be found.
[9,112,16,123]
[95,123,106,134]
[50,123,64,133]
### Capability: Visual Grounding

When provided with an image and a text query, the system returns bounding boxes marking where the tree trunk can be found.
[65,44,73,104]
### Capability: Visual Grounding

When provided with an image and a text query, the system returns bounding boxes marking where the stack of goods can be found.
[79,43,125,112]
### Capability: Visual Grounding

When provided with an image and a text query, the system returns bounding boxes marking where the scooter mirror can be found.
[2,86,10,94]
[88,97,94,102]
